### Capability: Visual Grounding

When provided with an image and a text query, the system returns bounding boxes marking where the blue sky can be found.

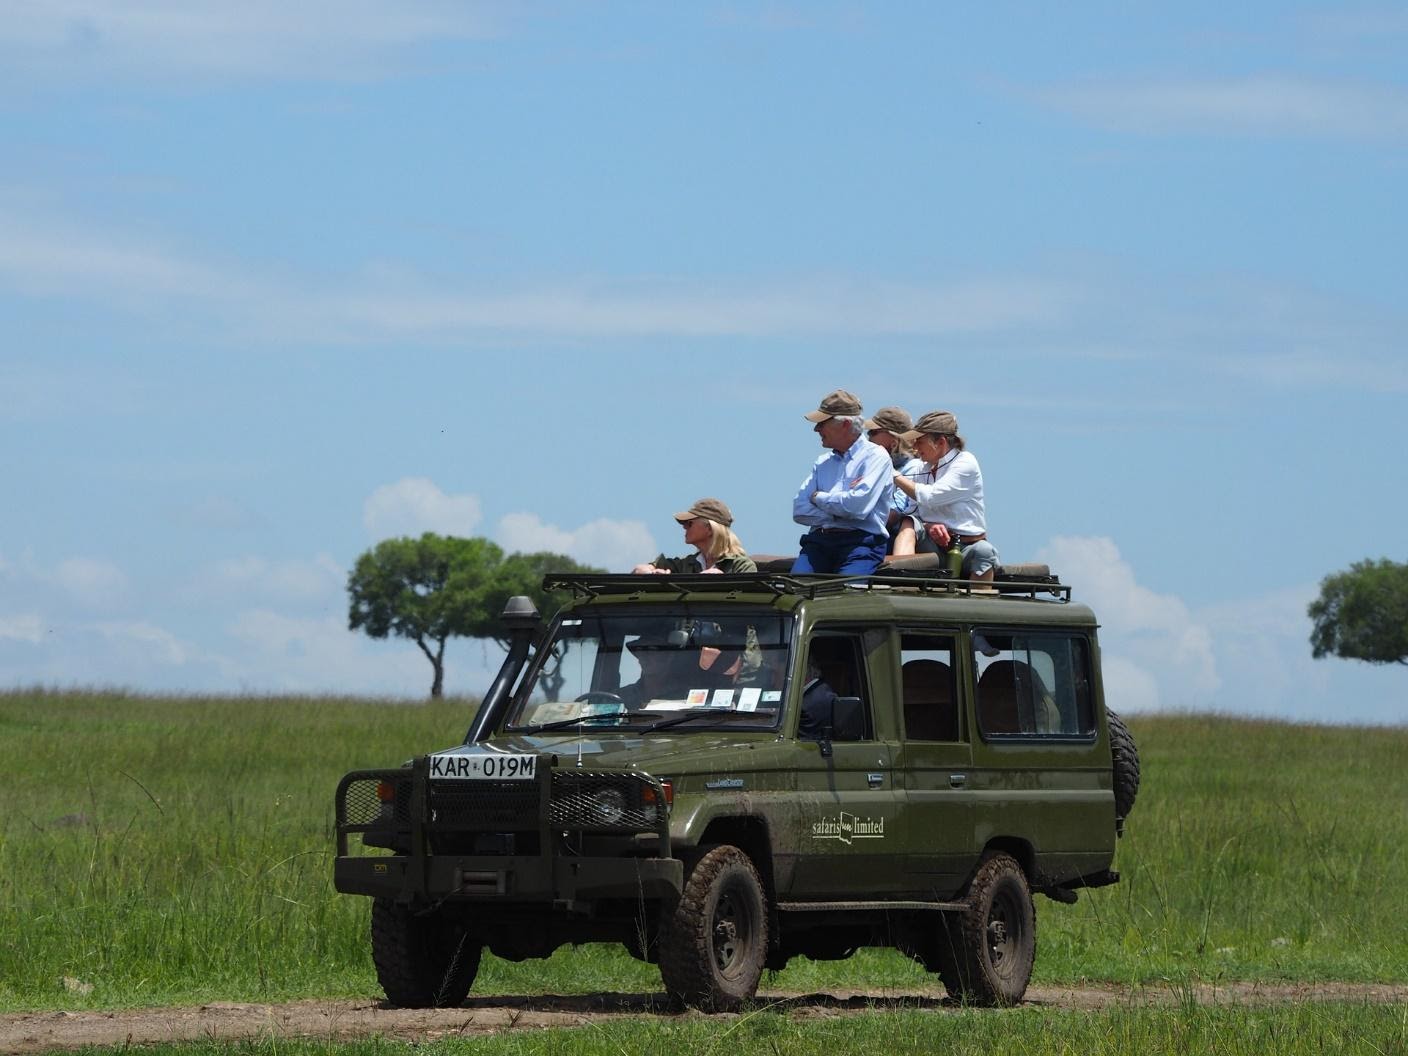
[2,3,1405,723]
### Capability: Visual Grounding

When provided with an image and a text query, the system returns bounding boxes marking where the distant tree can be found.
[1308,558,1408,667]
[347,533,602,697]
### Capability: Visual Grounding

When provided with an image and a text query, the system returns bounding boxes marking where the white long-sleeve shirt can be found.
[910,448,987,536]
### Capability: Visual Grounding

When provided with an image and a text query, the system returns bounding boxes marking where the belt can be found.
[957,532,986,545]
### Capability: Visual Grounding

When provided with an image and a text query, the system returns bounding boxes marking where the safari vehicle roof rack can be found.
[542,560,1068,604]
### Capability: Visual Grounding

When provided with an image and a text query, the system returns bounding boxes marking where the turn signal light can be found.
[376,781,396,802]
[641,780,674,807]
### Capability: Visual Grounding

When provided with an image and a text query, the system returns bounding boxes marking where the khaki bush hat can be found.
[899,410,959,442]
[863,406,913,435]
[674,497,734,526]
[803,389,863,422]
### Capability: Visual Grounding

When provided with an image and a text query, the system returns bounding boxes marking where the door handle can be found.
[867,772,885,788]
[949,773,967,789]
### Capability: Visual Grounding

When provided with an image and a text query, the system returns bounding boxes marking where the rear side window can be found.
[899,632,960,741]
[973,632,1094,739]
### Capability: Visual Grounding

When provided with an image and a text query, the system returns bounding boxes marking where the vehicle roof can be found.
[544,572,1099,628]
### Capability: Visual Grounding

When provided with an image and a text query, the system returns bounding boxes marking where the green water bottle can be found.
[946,535,964,580]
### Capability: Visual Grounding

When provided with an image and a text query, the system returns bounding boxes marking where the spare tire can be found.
[1107,710,1140,831]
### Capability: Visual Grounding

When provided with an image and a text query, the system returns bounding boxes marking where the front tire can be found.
[945,853,1036,1006]
[658,845,769,1012]
[370,899,481,1008]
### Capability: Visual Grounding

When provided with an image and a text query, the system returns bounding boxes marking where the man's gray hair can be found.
[839,414,864,438]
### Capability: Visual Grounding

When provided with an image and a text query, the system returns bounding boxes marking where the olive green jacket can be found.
[651,552,758,574]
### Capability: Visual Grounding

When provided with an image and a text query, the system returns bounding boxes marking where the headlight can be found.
[588,787,628,826]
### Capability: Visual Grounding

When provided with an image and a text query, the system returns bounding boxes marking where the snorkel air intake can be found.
[464,595,541,743]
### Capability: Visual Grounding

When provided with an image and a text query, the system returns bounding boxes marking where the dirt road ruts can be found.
[5,982,1406,1054]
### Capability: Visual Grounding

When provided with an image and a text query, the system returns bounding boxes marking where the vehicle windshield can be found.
[505,607,792,733]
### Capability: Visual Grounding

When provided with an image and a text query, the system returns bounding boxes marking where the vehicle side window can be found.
[973,632,1094,739]
[804,633,874,740]
[899,633,959,741]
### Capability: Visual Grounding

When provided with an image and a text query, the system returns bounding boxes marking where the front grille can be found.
[550,772,664,832]
[428,779,540,829]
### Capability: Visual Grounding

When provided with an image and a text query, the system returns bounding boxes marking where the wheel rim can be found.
[986,887,1023,979]
[712,881,757,978]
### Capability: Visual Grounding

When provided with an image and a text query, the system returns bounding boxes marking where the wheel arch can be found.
[976,836,1035,882]
[693,815,778,950]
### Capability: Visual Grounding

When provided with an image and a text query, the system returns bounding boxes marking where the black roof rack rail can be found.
[542,568,1069,603]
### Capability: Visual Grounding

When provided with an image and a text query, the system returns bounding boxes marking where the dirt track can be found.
[5,983,1407,1054]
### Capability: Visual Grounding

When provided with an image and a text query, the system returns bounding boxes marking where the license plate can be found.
[428,753,537,780]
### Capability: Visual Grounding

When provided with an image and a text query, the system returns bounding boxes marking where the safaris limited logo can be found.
[810,810,885,845]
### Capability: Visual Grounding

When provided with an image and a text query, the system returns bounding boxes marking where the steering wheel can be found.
[574,691,626,706]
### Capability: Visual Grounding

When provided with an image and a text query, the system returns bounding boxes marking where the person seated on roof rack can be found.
[632,498,757,575]
[791,389,894,576]
[890,410,1000,584]
[863,405,926,554]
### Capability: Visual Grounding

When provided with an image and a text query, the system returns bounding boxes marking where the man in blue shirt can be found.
[791,389,895,575]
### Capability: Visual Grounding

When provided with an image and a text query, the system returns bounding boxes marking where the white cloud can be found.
[54,557,128,608]
[1036,536,1220,712]
[0,0,498,81]
[94,619,187,665]
[202,553,344,604]
[1190,585,1407,724]
[363,477,482,540]
[331,276,1080,340]
[0,208,1079,342]
[0,613,47,643]
[227,608,477,695]
[496,512,656,573]
[1037,75,1408,140]
[0,210,248,305]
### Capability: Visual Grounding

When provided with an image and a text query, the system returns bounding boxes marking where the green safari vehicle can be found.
[333,562,1140,1011]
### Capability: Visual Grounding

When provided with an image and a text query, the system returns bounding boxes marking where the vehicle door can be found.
[969,629,1115,884]
[784,627,904,898]
[894,629,976,899]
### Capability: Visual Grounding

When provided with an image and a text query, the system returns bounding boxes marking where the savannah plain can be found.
[3,690,1406,1054]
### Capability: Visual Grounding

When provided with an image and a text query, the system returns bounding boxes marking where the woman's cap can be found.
[673,497,734,526]
[899,410,959,442]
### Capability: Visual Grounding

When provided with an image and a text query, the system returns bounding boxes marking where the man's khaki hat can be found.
[674,497,734,526]
[803,389,863,422]
[863,406,913,435]
[900,410,959,442]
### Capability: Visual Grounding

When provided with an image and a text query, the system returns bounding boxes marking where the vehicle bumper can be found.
[334,853,683,905]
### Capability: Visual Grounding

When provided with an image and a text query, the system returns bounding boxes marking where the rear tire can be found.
[1108,709,1141,828]
[658,845,769,1012]
[370,899,481,1008]
[946,853,1036,1006]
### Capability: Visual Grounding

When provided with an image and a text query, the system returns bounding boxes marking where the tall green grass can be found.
[2,691,1405,1011]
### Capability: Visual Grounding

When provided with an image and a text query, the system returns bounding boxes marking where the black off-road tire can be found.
[945,853,1036,1006]
[370,899,481,1008]
[1108,709,1141,827]
[658,845,769,1012]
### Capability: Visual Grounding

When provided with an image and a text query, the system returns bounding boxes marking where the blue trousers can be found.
[792,530,887,575]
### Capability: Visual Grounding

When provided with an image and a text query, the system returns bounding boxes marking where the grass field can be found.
[2,689,1406,1013]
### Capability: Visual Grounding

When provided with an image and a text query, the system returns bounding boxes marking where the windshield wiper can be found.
[517,713,633,735]
[641,708,741,733]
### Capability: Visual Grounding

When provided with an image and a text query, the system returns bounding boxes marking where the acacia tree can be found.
[1308,558,1408,666]
[347,533,601,697]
